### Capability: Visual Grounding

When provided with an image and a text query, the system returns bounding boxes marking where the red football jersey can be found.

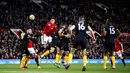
[114,39,121,52]
[27,40,33,48]
[42,21,57,36]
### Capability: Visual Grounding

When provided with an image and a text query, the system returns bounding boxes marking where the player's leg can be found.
[103,43,108,69]
[41,36,55,57]
[20,48,28,69]
[103,50,108,69]
[55,47,61,63]
[27,47,40,69]
[55,41,62,64]
[110,52,115,69]
[40,34,50,57]
[54,47,63,68]
[116,51,126,67]
[20,43,27,69]
[68,39,77,64]
[63,46,70,66]
[64,51,69,65]
[109,44,116,69]
[24,56,30,69]
[110,52,116,67]
[68,48,75,64]
[37,46,45,55]
[64,47,71,69]
[28,47,38,58]
[34,45,41,68]
[41,45,51,57]
[20,55,27,69]
[81,40,87,71]
[35,57,40,68]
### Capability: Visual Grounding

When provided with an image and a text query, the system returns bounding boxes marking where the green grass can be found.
[0,64,130,73]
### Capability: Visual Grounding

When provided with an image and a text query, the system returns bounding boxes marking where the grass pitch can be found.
[0,63,130,73]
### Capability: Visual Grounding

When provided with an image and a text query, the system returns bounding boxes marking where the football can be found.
[29,14,35,20]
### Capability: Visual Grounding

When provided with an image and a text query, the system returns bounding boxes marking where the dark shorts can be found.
[20,42,30,56]
[104,43,115,56]
[51,36,61,48]
[61,44,70,51]
[21,48,30,56]
[73,36,87,49]
[104,43,115,50]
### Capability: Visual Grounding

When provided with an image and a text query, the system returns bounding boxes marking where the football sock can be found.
[110,56,115,67]
[25,56,30,66]
[41,50,50,57]
[83,55,87,66]
[35,57,40,66]
[20,55,26,67]
[68,53,73,63]
[103,56,107,68]
[55,54,59,63]
[64,55,69,64]
[58,55,62,63]
[121,59,126,66]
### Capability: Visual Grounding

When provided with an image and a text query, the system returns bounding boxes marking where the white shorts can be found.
[28,48,36,54]
[41,34,52,44]
[115,51,122,57]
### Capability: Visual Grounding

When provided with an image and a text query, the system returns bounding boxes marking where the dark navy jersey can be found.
[75,21,88,38]
[105,25,116,43]
[61,28,70,45]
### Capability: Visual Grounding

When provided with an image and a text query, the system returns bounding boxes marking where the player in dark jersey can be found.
[103,19,118,69]
[54,24,71,68]
[19,31,30,69]
[66,16,95,71]
[20,29,39,69]
[54,26,63,68]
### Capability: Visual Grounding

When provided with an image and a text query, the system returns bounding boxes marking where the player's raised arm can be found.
[87,25,96,40]
[58,26,65,37]
[102,27,107,36]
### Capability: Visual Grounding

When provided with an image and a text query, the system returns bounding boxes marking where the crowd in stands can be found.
[0,0,130,59]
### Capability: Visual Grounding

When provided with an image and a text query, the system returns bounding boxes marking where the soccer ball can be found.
[29,14,35,20]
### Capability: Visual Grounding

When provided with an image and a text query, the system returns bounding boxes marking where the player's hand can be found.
[64,34,71,38]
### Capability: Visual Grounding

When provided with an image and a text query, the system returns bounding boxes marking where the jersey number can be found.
[78,23,85,30]
[109,27,115,34]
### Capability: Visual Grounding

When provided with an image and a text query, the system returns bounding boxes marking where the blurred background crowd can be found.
[0,0,130,59]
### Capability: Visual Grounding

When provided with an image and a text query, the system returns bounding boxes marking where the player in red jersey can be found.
[38,19,58,58]
[112,37,126,67]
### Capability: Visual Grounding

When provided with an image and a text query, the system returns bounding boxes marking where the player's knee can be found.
[64,51,69,56]
[50,47,55,53]
[82,49,87,55]
[119,55,123,59]
[42,44,48,48]
[70,48,75,54]
[56,51,62,55]
[56,51,60,54]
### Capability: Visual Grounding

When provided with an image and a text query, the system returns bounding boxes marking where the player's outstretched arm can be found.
[87,25,96,40]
